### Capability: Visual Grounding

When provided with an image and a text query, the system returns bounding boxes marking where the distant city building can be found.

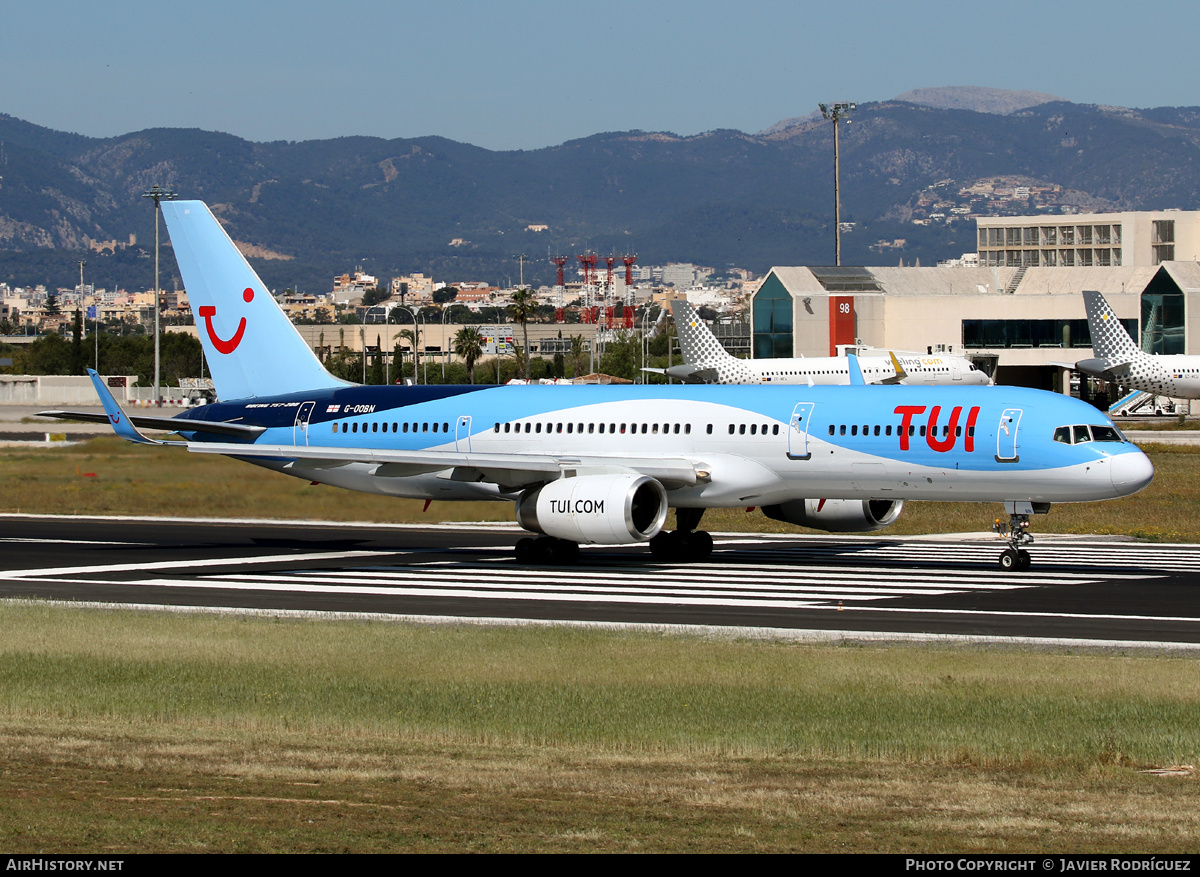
[660,262,714,288]
[976,210,1200,268]
[392,273,434,303]
[331,270,379,305]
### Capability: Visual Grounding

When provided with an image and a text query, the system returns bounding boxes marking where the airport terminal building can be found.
[751,211,1200,406]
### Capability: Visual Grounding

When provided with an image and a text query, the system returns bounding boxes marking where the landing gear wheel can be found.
[515,537,537,564]
[995,507,1037,573]
[649,530,680,560]
[682,529,713,560]
[550,539,580,565]
[650,529,713,562]
[515,536,580,565]
[999,548,1019,571]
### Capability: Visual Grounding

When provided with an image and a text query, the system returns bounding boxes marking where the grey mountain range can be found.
[2,87,1198,292]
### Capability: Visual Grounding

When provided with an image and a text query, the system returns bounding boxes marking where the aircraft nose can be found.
[1110,450,1155,496]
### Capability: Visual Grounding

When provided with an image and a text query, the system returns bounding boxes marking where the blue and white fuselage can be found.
[171,381,1150,509]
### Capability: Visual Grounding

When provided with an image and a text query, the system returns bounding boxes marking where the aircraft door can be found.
[293,401,316,446]
[455,415,472,452]
[951,359,963,381]
[787,402,815,461]
[996,408,1022,462]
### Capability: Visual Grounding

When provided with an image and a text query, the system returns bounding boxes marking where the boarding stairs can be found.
[1109,389,1169,416]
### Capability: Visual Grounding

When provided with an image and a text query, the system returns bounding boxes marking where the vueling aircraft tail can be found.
[669,298,754,383]
[1083,289,1142,363]
[161,201,350,401]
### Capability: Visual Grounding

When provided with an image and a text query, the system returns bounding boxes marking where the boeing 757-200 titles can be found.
[42,202,1153,570]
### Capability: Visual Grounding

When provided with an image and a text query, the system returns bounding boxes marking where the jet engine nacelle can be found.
[516,474,669,544]
[761,498,904,533]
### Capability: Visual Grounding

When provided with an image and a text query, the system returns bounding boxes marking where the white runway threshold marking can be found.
[4,539,1198,628]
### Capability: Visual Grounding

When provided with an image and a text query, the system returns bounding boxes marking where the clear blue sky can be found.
[5,0,1197,151]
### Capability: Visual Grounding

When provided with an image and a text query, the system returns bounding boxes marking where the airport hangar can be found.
[749,211,1200,411]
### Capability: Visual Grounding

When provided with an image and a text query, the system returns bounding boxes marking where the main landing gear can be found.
[993,502,1044,571]
[649,508,714,562]
[515,536,579,565]
[514,510,716,565]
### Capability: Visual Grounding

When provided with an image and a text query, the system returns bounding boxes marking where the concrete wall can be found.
[0,375,139,406]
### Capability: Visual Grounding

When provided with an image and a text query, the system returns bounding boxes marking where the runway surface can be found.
[3,514,1199,648]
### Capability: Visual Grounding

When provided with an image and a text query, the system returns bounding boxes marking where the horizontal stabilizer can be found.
[1074,357,1132,378]
[39,409,266,439]
[61,370,178,445]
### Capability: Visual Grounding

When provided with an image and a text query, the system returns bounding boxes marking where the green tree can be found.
[508,288,536,382]
[597,331,640,382]
[368,333,384,384]
[361,287,390,307]
[453,326,485,384]
[70,309,84,375]
[397,327,420,383]
[570,334,586,378]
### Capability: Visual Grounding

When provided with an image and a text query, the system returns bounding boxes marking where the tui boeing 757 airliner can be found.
[43,202,1153,570]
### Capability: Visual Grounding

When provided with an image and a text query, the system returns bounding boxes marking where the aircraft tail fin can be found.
[1083,289,1142,362]
[670,299,733,366]
[668,298,755,383]
[160,201,350,401]
[847,353,866,386]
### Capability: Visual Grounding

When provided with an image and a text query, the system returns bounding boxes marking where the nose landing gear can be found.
[993,501,1048,571]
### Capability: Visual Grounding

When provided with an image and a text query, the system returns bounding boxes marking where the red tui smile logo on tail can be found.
[199,288,254,354]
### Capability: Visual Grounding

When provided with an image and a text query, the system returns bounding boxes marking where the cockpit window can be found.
[1054,424,1127,444]
[1090,425,1124,443]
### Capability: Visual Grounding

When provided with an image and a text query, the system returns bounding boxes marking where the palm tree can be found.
[509,287,536,381]
[397,328,417,382]
[569,333,586,379]
[454,326,486,384]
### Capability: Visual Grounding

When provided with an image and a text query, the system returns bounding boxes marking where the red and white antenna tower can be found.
[622,254,638,287]
[577,253,598,308]
[550,255,569,287]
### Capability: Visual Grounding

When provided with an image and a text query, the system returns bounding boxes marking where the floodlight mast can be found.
[819,102,856,266]
[142,185,177,406]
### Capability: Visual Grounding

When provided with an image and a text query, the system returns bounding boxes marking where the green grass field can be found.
[2,604,1199,853]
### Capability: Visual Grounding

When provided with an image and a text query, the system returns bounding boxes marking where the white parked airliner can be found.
[664,299,990,386]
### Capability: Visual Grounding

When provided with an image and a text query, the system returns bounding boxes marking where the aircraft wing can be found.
[184,441,705,490]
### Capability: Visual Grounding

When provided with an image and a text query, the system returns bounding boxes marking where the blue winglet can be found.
[87,369,161,445]
[847,353,866,386]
